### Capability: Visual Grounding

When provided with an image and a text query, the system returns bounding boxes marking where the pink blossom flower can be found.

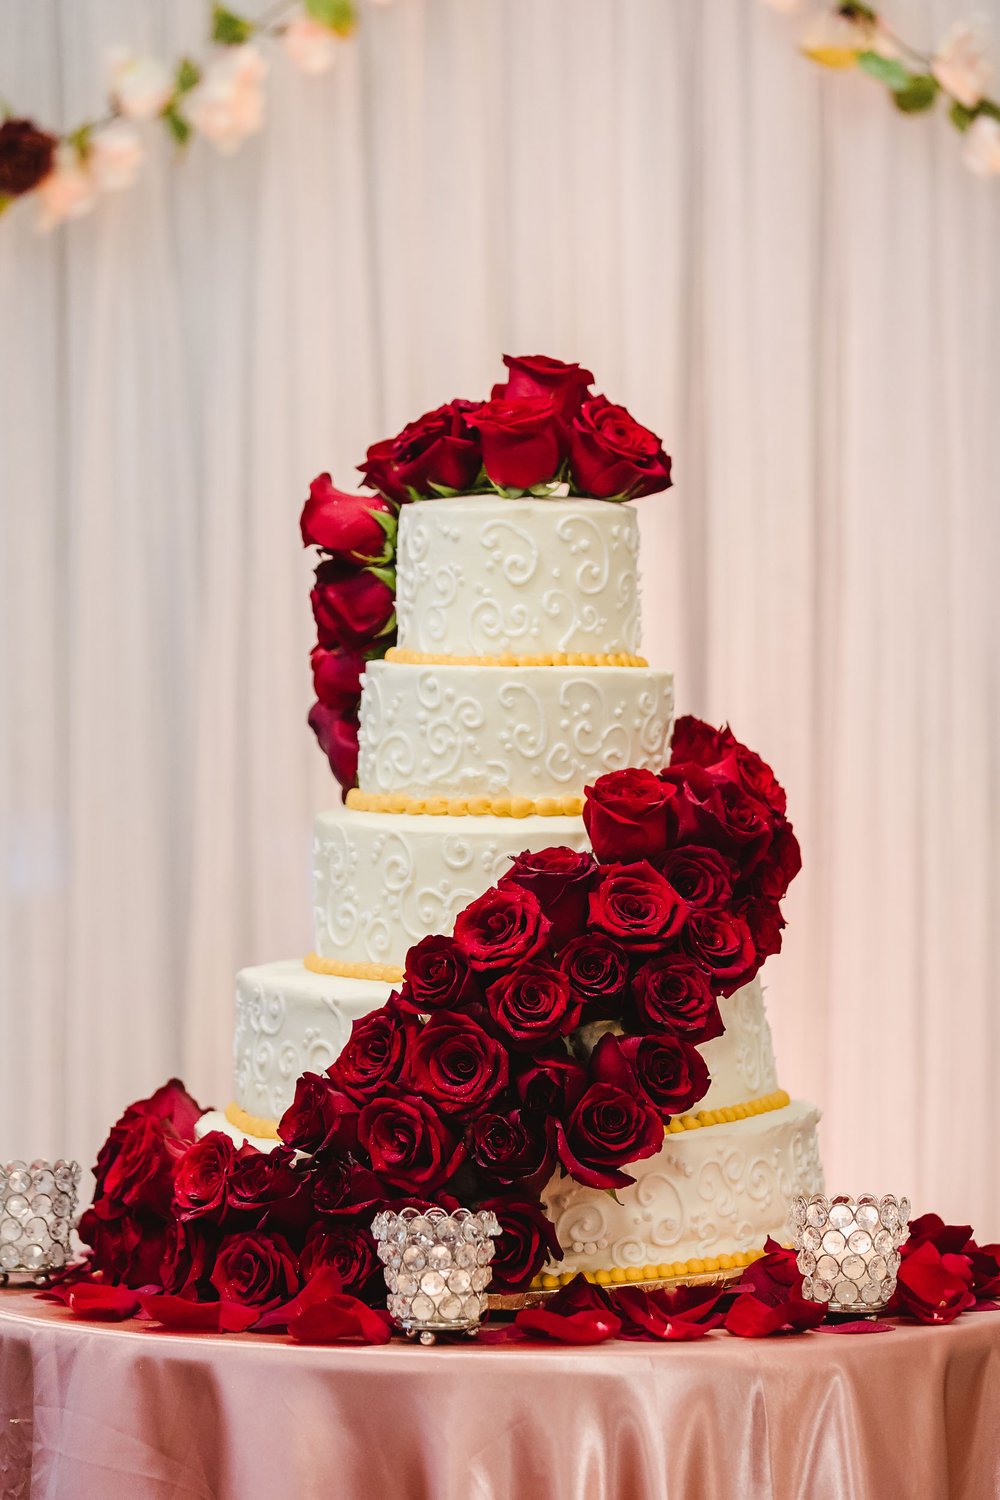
[109,50,175,121]
[35,145,97,232]
[89,120,144,193]
[282,11,339,74]
[963,114,1000,176]
[187,45,268,155]
[933,23,993,110]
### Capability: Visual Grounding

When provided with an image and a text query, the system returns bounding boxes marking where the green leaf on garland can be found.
[0,194,13,218]
[305,0,357,37]
[949,101,975,132]
[163,104,192,147]
[839,1,877,20]
[857,51,914,92]
[893,75,939,113]
[978,99,1000,122]
[67,123,92,157]
[211,5,255,45]
[175,56,201,96]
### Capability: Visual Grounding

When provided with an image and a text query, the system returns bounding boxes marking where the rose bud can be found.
[663,768,773,872]
[453,884,551,971]
[498,846,597,950]
[310,646,366,712]
[300,473,397,563]
[583,768,676,863]
[359,400,482,505]
[567,394,672,500]
[558,934,630,1017]
[588,861,688,951]
[226,1143,309,1230]
[209,1230,301,1310]
[486,961,581,1050]
[469,395,563,491]
[308,700,360,795]
[478,1195,563,1292]
[402,1012,509,1118]
[357,1090,464,1191]
[311,558,396,652]
[397,933,478,1014]
[277,1073,359,1155]
[492,354,594,424]
[630,954,723,1042]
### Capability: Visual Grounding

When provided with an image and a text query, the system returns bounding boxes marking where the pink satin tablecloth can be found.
[1,1290,999,1500]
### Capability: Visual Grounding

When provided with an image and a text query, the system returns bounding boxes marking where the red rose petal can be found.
[513,1307,621,1344]
[66,1283,142,1321]
[288,1295,394,1346]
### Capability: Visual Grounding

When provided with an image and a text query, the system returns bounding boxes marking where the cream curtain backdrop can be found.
[1,0,998,1227]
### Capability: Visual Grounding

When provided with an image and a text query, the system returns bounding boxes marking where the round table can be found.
[1,1291,998,1500]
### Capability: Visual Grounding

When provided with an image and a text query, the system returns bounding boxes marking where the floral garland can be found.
[0,1,392,231]
[301,353,674,793]
[765,1,1000,177]
[72,714,800,1312]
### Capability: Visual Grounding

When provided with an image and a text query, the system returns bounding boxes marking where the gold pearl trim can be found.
[385,648,648,668]
[531,1245,768,1290]
[303,951,404,983]
[345,789,584,818]
[224,1101,281,1140]
[664,1088,790,1134]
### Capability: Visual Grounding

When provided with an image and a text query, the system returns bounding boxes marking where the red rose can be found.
[630,955,723,1041]
[453,884,551,971]
[492,354,594,423]
[300,1222,380,1294]
[126,1078,204,1139]
[97,1117,183,1215]
[559,934,630,1016]
[683,910,757,994]
[311,559,395,652]
[568,394,672,500]
[515,1053,588,1115]
[278,1074,359,1155]
[710,744,787,817]
[741,897,785,962]
[754,821,802,901]
[403,1013,509,1118]
[891,1241,976,1325]
[300,473,397,562]
[467,1108,555,1191]
[326,1000,414,1102]
[469,395,563,491]
[358,1091,464,1191]
[0,118,57,197]
[902,1213,974,1258]
[670,716,735,766]
[725,1237,825,1337]
[397,933,478,1015]
[588,861,688,952]
[665,768,773,872]
[226,1143,308,1229]
[659,845,734,910]
[308,700,359,794]
[173,1132,235,1221]
[478,1195,563,1293]
[359,400,482,504]
[556,1078,663,1190]
[210,1231,300,1309]
[311,646,365,712]
[486,962,581,1050]
[968,1242,1000,1300]
[616,1034,710,1120]
[583,769,676,863]
[93,1079,203,1199]
[499,845,597,949]
[78,1201,169,1288]
[160,1218,214,1298]
[307,1157,383,1217]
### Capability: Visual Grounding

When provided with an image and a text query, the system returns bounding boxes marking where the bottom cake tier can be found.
[539,1099,823,1284]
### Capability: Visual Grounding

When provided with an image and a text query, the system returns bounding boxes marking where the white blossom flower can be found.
[282,10,339,74]
[186,45,269,155]
[35,144,97,232]
[933,22,993,109]
[109,50,175,121]
[88,120,144,192]
[962,112,1000,175]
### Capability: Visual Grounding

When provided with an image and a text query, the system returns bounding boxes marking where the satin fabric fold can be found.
[2,1294,999,1499]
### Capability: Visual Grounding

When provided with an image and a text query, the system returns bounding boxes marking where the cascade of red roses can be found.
[302,354,673,796]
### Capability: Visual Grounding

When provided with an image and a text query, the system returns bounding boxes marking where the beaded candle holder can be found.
[0,1160,80,1283]
[791,1193,910,1315]
[371,1206,501,1344]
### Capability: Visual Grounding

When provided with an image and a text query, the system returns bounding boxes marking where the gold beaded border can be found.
[303,952,404,983]
[385,648,648,668]
[224,1101,281,1140]
[665,1088,790,1135]
[345,789,584,818]
[530,1245,767,1294]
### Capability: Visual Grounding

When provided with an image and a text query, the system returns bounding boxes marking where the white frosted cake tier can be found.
[233,959,392,1124]
[394,496,641,657]
[356,660,674,799]
[542,1100,823,1276]
[697,979,779,1113]
[313,805,589,966]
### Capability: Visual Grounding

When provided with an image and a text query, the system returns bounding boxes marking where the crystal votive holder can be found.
[0,1160,80,1283]
[371,1206,501,1344]
[791,1193,911,1315]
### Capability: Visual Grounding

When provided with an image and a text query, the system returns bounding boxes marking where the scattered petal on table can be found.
[816,1320,895,1335]
[725,1291,825,1338]
[288,1293,393,1345]
[66,1283,142,1320]
[513,1307,621,1344]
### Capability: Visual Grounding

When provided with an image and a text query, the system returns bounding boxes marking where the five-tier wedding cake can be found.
[201,465,823,1284]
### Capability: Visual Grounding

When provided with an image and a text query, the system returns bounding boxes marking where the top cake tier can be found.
[394,497,641,658]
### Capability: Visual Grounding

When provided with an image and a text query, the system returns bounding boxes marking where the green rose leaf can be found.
[893,75,939,113]
[211,5,255,45]
[305,0,357,36]
[857,51,914,92]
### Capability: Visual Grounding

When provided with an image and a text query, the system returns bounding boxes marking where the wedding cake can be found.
[202,469,823,1285]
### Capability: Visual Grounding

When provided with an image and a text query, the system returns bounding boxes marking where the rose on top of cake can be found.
[301,353,673,795]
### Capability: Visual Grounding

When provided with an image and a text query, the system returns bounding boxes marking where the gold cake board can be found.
[488,1262,746,1312]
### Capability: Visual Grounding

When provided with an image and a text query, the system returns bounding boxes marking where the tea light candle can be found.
[790,1193,910,1314]
[372,1206,501,1344]
[0,1160,80,1282]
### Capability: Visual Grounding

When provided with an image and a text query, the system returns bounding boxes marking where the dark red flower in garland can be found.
[308,700,360,795]
[492,354,594,425]
[311,558,395,652]
[0,118,57,197]
[568,394,673,500]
